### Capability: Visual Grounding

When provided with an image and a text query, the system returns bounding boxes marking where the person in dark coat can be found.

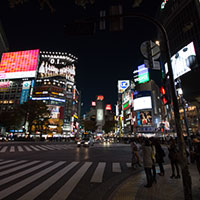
[142,139,153,187]
[168,138,180,178]
[155,139,165,176]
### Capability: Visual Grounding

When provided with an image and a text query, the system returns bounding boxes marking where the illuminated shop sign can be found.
[0,50,39,79]
[91,101,96,106]
[165,42,196,79]
[0,82,10,92]
[138,64,149,84]
[105,104,112,110]
[32,97,65,102]
[118,80,130,93]
[97,95,104,101]
[38,52,76,83]
[48,105,60,119]
[123,101,130,110]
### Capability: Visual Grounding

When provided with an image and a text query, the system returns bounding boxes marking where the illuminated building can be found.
[158,0,200,134]
[32,51,79,137]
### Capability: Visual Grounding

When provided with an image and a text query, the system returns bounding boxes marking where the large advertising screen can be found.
[38,52,76,83]
[0,50,39,79]
[134,96,152,111]
[165,42,196,79]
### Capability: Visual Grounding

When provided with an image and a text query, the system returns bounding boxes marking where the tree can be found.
[83,120,97,132]
[19,100,50,135]
[103,120,116,134]
[0,110,24,131]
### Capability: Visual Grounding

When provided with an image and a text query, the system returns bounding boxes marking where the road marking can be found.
[46,145,61,150]
[50,162,92,200]
[29,145,40,151]
[40,145,54,150]
[10,146,15,152]
[90,162,106,183]
[0,160,15,166]
[18,161,79,200]
[17,146,24,152]
[0,161,40,176]
[112,162,121,173]
[23,146,32,151]
[0,160,27,171]
[0,161,66,200]
[126,163,132,168]
[0,161,53,186]
[35,145,47,151]
[0,146,8,153]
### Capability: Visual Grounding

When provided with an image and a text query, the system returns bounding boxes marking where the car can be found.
[77,139,90,147]
[0,135,7,141]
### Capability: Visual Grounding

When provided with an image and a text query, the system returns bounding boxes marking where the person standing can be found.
[155,139,165,176]
[142,139,153,187]
[130,139,138,169]
[193,137,200,179]
[168,138,180,178]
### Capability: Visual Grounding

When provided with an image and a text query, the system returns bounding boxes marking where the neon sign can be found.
[161,0,168,9]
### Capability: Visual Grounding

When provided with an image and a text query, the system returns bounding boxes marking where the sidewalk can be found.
[110,163,200,200]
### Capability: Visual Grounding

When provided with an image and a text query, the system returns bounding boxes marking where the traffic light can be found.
[160,85,171,105]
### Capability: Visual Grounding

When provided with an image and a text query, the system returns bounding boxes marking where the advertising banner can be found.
[165,42,196,79]
[38,52,76,83]
[20,81,31,104]
[0,50,39,79]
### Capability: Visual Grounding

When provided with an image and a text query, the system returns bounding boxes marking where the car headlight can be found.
[84,142,89,145]
[77,142,81,144]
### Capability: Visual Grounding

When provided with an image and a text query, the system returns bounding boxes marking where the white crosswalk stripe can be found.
[0,161,66,200]
[17,146,24,152]
[23,145,32,151]
[10,146,15,152]
[0,160,40,176]
[0,161,53,186]
[18,161,79,200]
[0,160,27,171]
[50,162,92,200]
[29,145,40,151]
[0,146,8,152]
[90,162,106,183]
[35,145,47,150]
[112,162,121,173]
[40,145,54,150]
[0,160,132,200]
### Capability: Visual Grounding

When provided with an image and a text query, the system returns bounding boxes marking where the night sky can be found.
[0,0,163,114]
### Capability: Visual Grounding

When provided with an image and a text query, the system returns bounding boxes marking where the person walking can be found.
[155,139,165,176]
[130,139,138,169]
[142,139,153,187]
[168,137,180,179]
[151,138,157,183]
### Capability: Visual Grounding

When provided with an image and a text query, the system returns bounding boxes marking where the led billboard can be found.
[134,96,152,111]
[0,50,39,79]
[105,104,112,110]
[165,42,196,79]
[0,82,10,92]
[38,52,76,83]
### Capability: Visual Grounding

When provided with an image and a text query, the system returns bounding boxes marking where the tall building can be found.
[32,51,78,137]
[157,0,200,134]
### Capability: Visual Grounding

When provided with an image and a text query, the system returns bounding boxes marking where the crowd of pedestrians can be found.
[130,134,200,188]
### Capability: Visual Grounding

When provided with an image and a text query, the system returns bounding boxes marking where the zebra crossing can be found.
[0,159,133,200]
[0,144,75,153]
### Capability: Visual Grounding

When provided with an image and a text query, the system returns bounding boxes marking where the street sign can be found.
[144,59,161,70]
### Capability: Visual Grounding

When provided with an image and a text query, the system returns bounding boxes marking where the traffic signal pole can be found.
[124,13,192,200]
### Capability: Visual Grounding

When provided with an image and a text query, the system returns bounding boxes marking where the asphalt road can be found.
[0,141,138,200]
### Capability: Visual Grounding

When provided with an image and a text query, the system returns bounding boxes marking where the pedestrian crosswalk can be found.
[0,159,134,200]
[0,144,75,153]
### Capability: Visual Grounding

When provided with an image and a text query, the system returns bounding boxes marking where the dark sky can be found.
[0,0,163,114]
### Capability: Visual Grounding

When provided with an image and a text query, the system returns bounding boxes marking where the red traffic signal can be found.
[160,86,166,95]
